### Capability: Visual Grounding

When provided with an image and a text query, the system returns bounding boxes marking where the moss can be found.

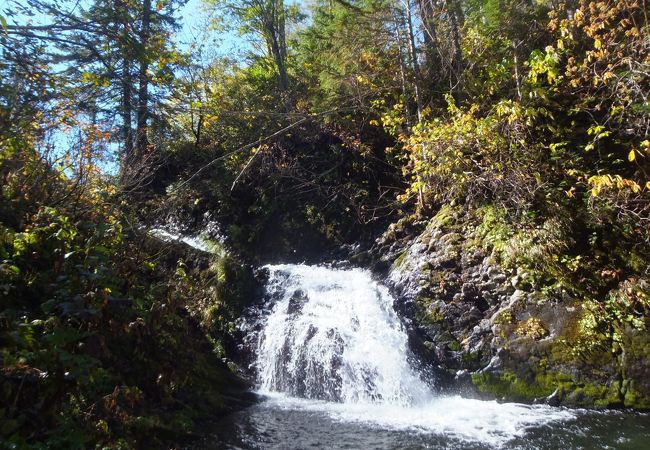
[516,317,549,339]
[462,352,480,364]
[535,372,623,408]
[623,382,650,409]
[430,205,459,229]
[471,369,650,408]
[436,330,458,348]
[226,361,239,373]
[474,206,514,261]
[563,382,623,408]
[493,310,514,325]
[393,250,409,269]
[471,371,554,400]
[424,304,444,324]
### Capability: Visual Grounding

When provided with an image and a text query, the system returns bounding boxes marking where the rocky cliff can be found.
[374,206,650,409]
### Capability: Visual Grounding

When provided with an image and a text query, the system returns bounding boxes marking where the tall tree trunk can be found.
[446,0,464,98]
[403,0,423,121]
[136,0,151,157]
[270,32,288,93]
[278,0,287,63]
[118,3,134,184]
[121,60,133,160]
[416,0,442,78]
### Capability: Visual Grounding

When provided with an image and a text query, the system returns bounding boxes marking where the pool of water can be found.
[196,394,650,450]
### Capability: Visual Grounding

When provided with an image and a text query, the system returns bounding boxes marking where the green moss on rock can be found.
[393,250,409,269]
[471,369,650,409]
[471,371,554,401]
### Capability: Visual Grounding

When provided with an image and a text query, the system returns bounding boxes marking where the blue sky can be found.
[3,0,242,54]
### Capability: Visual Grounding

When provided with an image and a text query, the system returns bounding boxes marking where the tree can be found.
[205,0,303,108]
[3,0,186,186]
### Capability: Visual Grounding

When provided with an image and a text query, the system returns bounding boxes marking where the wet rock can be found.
[377,207,650,409]
[546,389,562,406]
[287,289,308,314]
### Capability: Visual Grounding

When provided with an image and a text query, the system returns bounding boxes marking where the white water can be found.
[257,264,431,404]
[149,227,213,253]
[253,264,574,447]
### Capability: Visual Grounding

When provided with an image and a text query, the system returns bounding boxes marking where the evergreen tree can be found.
[3,0,186,185]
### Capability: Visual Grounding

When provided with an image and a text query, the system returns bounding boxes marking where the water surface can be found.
[199,394,650,449]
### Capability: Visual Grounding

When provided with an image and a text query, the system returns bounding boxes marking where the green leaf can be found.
[0,15,7,33]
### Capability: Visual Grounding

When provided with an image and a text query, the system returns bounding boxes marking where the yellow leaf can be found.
[594,39,602,49]
[628,149,636,161]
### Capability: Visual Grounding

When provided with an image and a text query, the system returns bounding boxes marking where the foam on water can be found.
[260,393,573,447]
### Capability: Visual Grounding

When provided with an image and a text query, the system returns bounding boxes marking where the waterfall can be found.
[245,263,575,447]
[254,264,431,405]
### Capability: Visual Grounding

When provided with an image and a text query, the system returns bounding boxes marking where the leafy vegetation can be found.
[0,145,256,447]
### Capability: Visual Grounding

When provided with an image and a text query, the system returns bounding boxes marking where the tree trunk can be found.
[136,0,151,157]
[446,0,464,98]
[403,0,423,121]
[269,31,288,93]
[117,1,134,183]
[416,0,442,78]
[121,60,133,161]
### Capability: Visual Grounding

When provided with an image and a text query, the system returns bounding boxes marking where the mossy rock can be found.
[470,368,650,409]
[623,381,650,410]
[471,371,554,401]
[393,250,409,269]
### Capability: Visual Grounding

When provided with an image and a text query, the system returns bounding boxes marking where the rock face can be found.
[375,207,650,409]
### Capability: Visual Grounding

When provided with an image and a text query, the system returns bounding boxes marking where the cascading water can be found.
[141,231,650,449]
[243,264,576,447]
[255,264,431,405]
